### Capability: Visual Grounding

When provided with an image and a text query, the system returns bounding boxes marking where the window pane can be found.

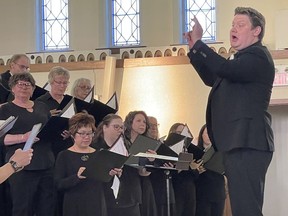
[185,0,216,41]
[43,0,69,50]
[112,0,140,46]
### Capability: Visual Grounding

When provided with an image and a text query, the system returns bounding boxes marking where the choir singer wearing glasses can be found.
[54,112,121,216]
[0,73,54,216]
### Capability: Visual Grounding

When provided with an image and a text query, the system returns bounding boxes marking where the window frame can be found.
[182,0,216,43]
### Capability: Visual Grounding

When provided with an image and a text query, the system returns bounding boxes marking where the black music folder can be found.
[201,146,215,163]
[31,86,48,101]
[0,84,10,104]
[156,143,178,158]
[0,116,18,137]
[187,144,204,160]
[125,135,162,165]
[155,144,193,168]
[164,133,186,147]
[57,95,74,111]
[37,116,69,142]
[74,97,117,125]
[82,149,129,182]
[203,151,225,174]
[134,152,194,171]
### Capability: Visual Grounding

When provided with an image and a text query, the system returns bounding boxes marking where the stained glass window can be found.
[112,0,140,46]
[185,0,216,41]
[42,0,69,50]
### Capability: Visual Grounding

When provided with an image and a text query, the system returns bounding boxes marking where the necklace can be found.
[71,145,91,161]
[81,155,89,161]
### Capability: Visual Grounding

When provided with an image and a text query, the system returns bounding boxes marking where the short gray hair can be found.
[48,66,70,83]
[71,78,92,96]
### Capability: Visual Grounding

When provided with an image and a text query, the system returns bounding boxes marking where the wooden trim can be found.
[123,56,190,68]
[269,98,288,106]
[30,61,106,72]
[269,50,288,60]
[0,50,287,73]
[0,61,106,73]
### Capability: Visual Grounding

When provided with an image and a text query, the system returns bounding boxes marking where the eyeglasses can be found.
[14,62,30,71]
[78,85,91,91]
[110,124,124,130]
[149,123,159,128]
[76,131,95,138]
[53,80,69,86]
[16,82,32,88]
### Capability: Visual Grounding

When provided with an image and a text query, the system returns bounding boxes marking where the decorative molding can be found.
[0,48,287,72]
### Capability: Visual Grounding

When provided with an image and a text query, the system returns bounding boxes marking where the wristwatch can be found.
[9,160,23,173]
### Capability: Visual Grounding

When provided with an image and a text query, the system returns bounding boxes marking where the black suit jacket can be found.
[188,40,274,152]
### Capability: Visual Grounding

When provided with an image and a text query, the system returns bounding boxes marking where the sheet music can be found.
[106,92,118,111]
[109,135,128,156]
[169,140,185,155]
[181,124,193,138]
[23,123,42,150]
[60,99,75,118]
[0,120,5,126]
[0,116,16,131]
[84,86,94,103]
[43,82,51,91]
[111,176,120,199]
[0,116,18,138]
[135,152,178,162]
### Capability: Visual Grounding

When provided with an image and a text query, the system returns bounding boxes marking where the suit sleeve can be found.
[188,40,274,84]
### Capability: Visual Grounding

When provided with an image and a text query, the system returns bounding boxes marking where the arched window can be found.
[42,0,69,50]
[111,0,140,46]
[184,0,216,42]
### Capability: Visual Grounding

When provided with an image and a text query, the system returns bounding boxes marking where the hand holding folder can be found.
[82,149,129,182]
[125,135,162,165]
[134,151,194,171]
[23,123,42,150]
[37,116,69,142]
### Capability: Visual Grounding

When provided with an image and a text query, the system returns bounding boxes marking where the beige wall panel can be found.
[118,64,210,137]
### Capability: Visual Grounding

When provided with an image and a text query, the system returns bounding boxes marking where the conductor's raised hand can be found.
[183,16,203,49]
